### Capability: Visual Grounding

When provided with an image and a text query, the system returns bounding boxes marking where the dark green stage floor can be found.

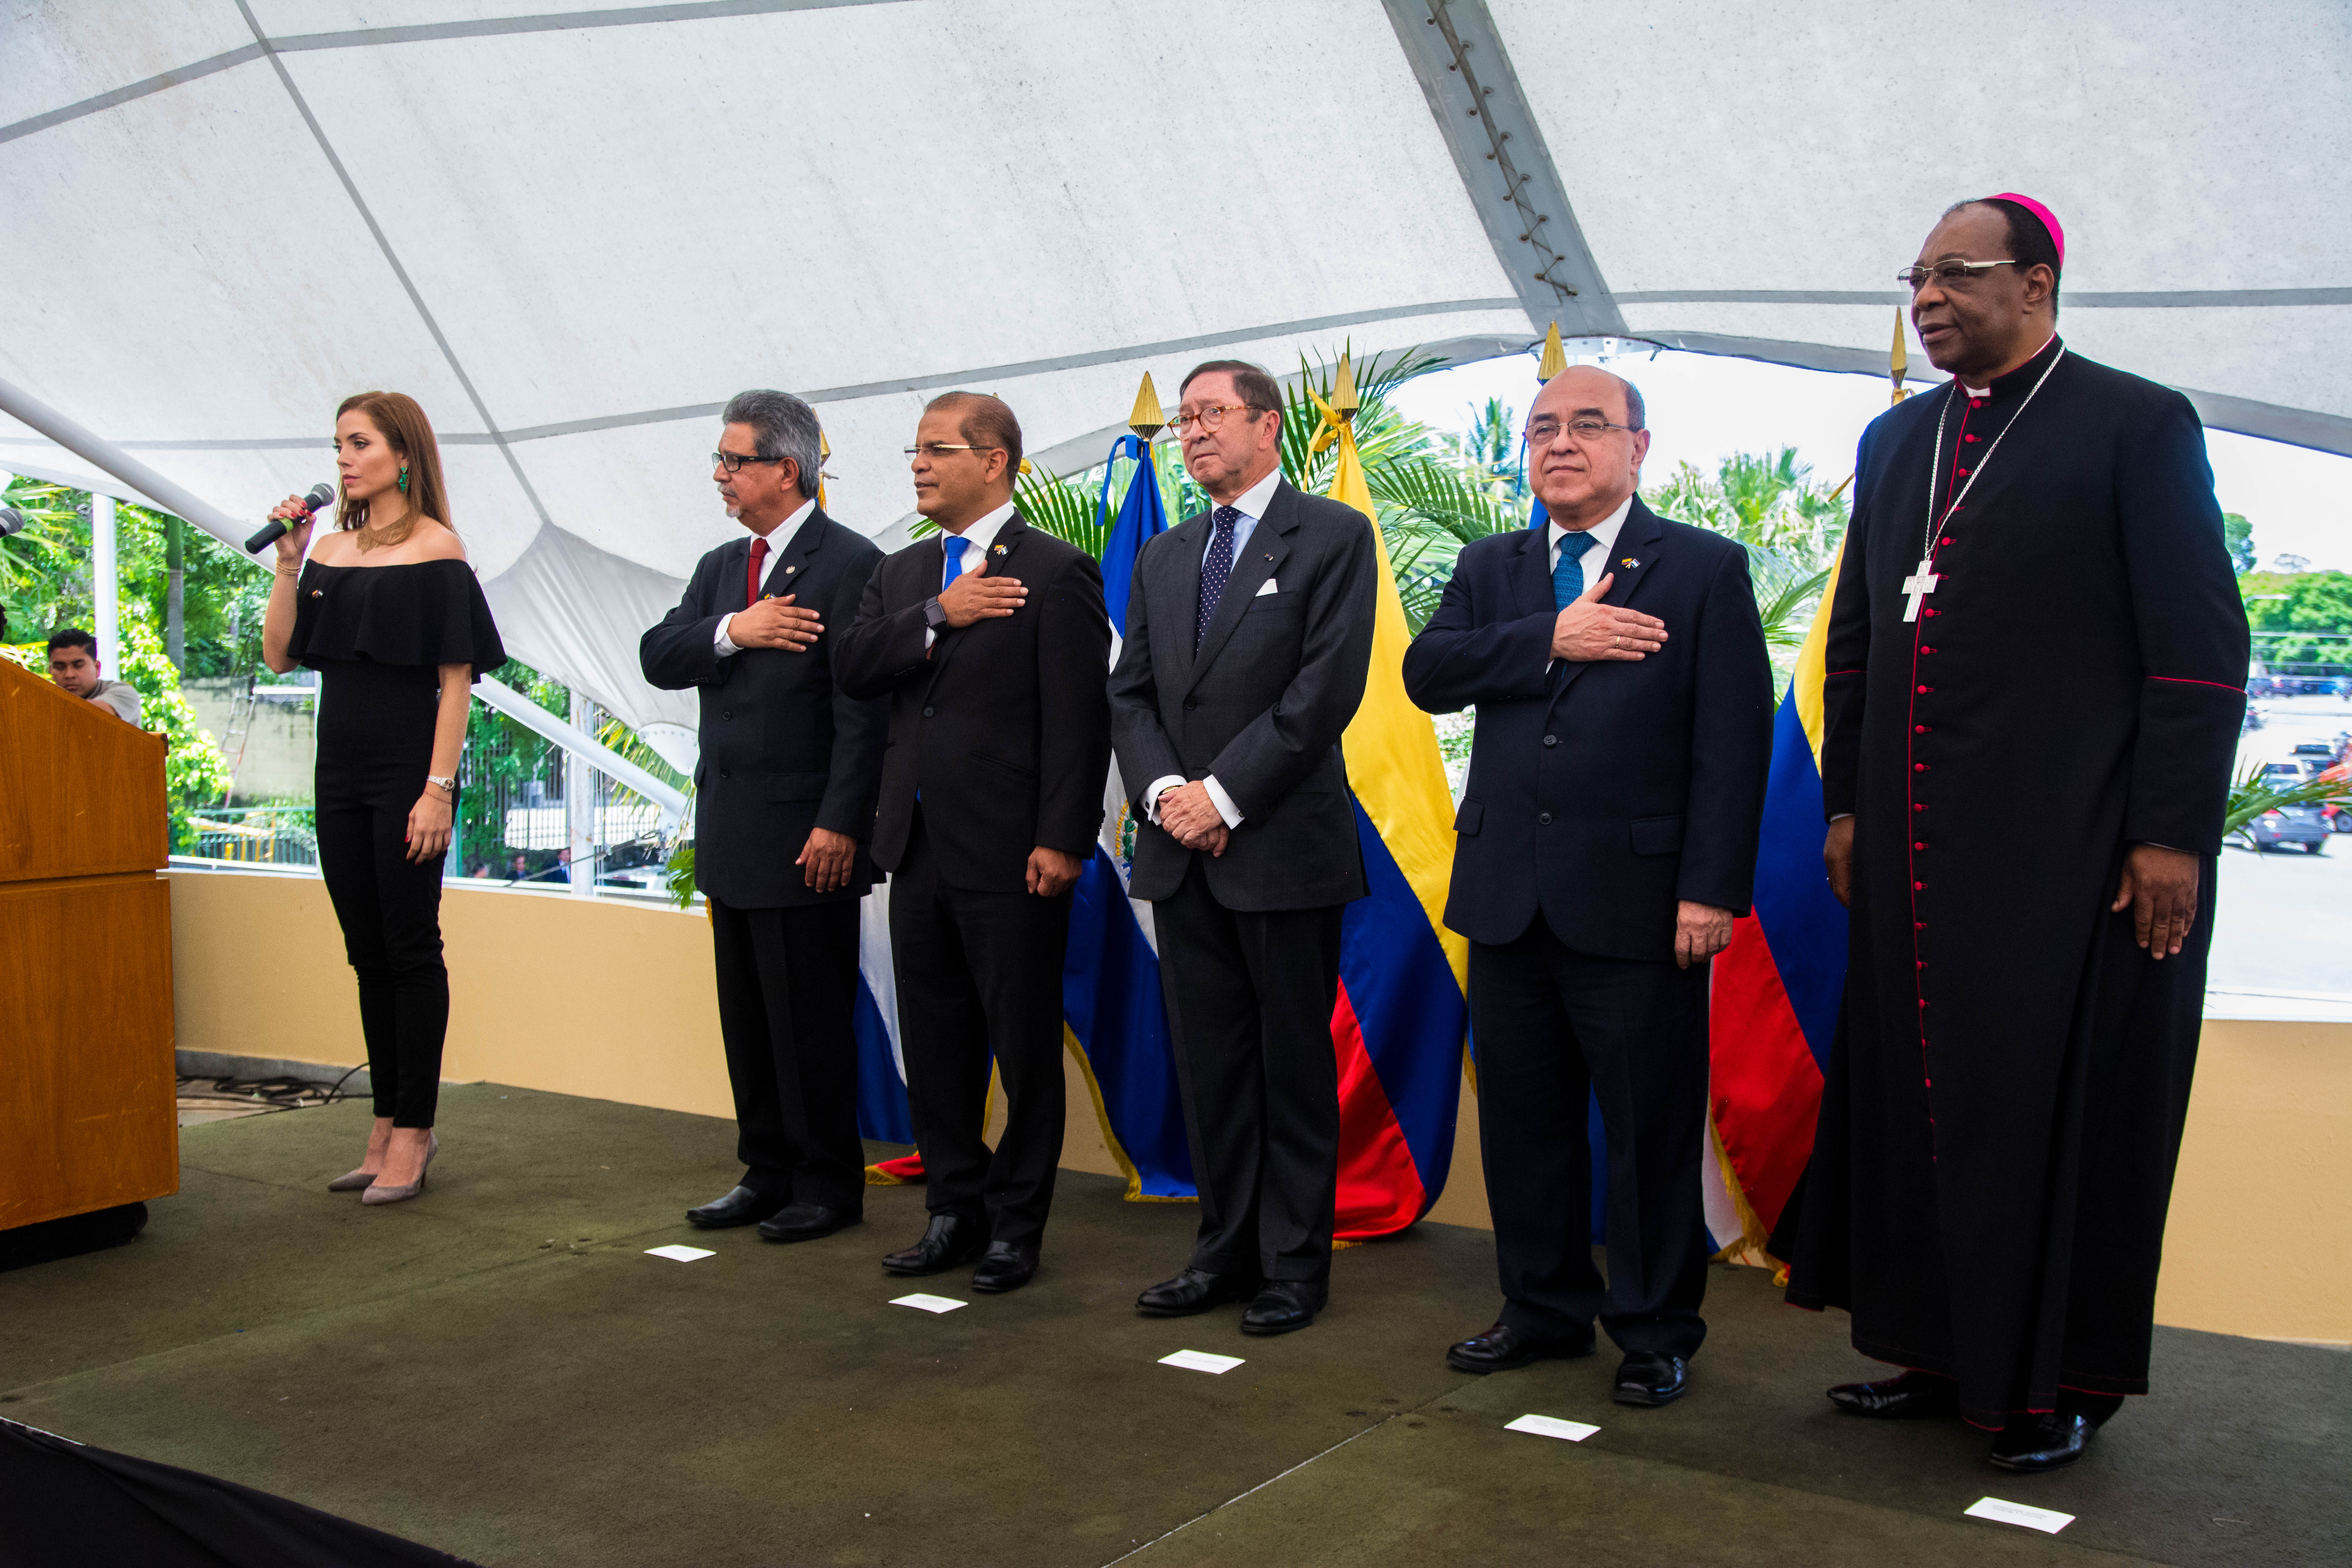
[1,1087,2341,1566]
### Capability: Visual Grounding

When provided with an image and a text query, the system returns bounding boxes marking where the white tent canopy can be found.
[4,0,2346,739]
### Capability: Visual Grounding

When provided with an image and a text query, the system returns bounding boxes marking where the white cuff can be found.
[1829,813,1853,822]
[924,627,937,651]
[1203,775,1243,828]
[1142,775,1185,824]
[714,614,742,657]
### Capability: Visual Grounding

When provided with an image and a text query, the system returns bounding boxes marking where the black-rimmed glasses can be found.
[711,450,786,474]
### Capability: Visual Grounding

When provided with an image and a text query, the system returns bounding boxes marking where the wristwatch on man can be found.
[923,596,949,630]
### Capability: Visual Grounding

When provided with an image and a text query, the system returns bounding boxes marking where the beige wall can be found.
[168,869,2348,1345]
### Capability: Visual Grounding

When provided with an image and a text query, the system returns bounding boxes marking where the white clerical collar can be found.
[942,497,1018,556]
[1226,465,1283,523]
[1959,334,2059,398]
[1550,494,1635,561]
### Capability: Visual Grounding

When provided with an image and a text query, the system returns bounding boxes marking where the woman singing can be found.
[262,391,505,1205]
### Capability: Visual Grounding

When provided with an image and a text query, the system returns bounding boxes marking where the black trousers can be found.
[314,661,448,1130]
[1471,915,1711,1357]
[888,809,1069,1248]
[1154,857,1344,1284]
[708,895,865,1214]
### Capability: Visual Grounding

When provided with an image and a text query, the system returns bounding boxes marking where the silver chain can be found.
[1922,344,2066,561]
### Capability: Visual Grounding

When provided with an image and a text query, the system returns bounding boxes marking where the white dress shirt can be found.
[1147,464,1286,831]
[923,497,1020,649]
[713,498,817,656]
[1544,494,1635,671]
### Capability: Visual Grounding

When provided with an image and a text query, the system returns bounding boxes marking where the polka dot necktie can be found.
[1196,506,1240,651]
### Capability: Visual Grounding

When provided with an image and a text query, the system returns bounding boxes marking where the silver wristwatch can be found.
[426,773,458,793]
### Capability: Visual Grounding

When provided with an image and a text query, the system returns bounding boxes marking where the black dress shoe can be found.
[1445,1320,1595,1374]
[756,1202,860,1243]
[686,1185,788,1229]
[970,1241,1039,1294]
[1136,1267,1260,1318]
[1239,1280,1327,1336]
[1988,1412,2094,1472]
[1612,1351,1690,1407]
[1828,1369,1960,1419]
[882,1213,988,1276]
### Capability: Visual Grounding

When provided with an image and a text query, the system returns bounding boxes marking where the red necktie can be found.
[746,537,768,610]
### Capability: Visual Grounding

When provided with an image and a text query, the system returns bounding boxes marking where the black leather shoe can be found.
[1612,1351,1689,1407]
[686,1185,788,1229]
[1988,1412,2094,1472]
[1239,1280,1327,1336]
[756,1202,860,1243]
[882,1214,987,1276]
[1136,1267,1260,1318]
[1446,1320,1595,1374]
[970,1241,1039,1294]
[1828,1369,1960,1419]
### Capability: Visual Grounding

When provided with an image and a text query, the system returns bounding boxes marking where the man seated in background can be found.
[46,628,140,724]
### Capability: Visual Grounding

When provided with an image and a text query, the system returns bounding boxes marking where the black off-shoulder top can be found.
[289,557,507,678]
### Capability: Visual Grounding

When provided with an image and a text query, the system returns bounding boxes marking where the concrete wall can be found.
[180,677,314,802]
[166,867,2350,1347]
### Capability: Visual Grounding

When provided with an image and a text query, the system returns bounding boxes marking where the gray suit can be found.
[1108,477,1377,1282]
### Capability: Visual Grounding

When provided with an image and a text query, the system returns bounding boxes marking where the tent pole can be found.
[91,494,118,674]
[0,372,249,552]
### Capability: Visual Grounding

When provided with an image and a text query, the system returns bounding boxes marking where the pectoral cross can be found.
[1902,557,1940,622]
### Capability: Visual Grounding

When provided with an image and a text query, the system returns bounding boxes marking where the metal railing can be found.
[184,806,319,867]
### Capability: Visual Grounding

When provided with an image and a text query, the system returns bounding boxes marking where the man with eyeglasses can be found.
[1404,363,1771,1408]
[837,391,1111,1295]
[641,388,889,1243]
[1786,197,2249,1472]
[1111,359,1377,1337]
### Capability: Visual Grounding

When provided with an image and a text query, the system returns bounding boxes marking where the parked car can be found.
[2247,803,2331,853]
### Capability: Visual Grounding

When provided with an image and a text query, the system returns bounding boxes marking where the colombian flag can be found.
[1316,392,1468,1238]
[1704,550,1849,1253]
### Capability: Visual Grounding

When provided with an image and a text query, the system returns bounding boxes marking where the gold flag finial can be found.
[1537,321,1568,383]
[820,428,832,458]
[1331,352,1360,417]
[1889,309,1911,405]
[1128,372,1166,441]
[816,428,832,508]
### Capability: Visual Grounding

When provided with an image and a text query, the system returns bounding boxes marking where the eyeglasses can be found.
[901,442,1002,460]
[1168,404,1269,436]
[1896,259,2018,291]
[711,450,786,474]
[1526,416,1635,444]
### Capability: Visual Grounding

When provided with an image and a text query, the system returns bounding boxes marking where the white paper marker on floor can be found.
[1965,1497,2074,1534]
[1504,1414,1600,1443]
[644,1245,715,1262]
[1159,1349,1245,1374]
[891,1293,967,1314]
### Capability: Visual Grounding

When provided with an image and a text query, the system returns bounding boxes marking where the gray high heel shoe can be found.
[360,1131,438,1206]
[327,1168,378,1192]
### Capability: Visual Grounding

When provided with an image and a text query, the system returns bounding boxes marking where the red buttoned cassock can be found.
[1786,335,2250,1430]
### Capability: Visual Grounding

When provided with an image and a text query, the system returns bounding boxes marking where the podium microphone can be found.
[245,484,336,555]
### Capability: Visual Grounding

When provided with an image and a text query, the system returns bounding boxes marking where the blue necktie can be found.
[1553,530,1599,609]
[1196,506,1240,651]
[941,534,969,590]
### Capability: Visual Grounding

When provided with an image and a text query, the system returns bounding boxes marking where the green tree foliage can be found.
[2240,569,2352,670]
[1643,446,1849,654]
[116,603,232,849]
[2223,511,2257,574]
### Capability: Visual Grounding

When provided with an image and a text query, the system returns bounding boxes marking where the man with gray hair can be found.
[642,389,889,1243]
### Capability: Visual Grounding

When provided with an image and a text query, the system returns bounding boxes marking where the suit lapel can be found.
[925,512,1028,691]
[1509,526,1552,621]
[1186,481,1297,693]
[1552,498,1667,701]
[1155,512,1211,684]
[762,504,829,599]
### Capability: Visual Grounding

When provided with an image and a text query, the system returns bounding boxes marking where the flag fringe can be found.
[1063,1025,1196,1205]
[1707,1115,1786,1271]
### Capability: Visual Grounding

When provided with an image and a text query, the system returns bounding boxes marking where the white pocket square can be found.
[1254,579,1278,597]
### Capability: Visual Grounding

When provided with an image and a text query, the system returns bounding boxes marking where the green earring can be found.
[397,465,409,494]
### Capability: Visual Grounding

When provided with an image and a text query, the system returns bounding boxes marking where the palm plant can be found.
[2223,760,2351,843]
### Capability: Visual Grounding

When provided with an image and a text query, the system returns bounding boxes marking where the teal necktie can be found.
[1553,530,1599,609]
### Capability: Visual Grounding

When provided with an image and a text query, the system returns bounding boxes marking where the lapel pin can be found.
[784,564,797,575]
[993,543,1007,555]
[1621,557,1639,568]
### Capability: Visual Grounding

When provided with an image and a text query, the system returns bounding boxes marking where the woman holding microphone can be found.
[261,391,504,1205]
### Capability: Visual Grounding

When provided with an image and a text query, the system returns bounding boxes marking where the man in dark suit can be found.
[836,392,1111,1294]
[641,388,887,1243]
[1403,367,1771,1406]
[1109,359,1377,1336]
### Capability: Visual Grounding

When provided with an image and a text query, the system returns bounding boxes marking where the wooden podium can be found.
[0,655,178,1230]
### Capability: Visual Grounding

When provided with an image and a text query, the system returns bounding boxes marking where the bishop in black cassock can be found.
[1786,196,2249,1472]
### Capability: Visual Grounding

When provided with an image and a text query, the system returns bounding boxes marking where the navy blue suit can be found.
[1404,498,1771,1354]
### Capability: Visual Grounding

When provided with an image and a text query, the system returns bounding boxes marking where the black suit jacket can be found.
[639,506,888,909]
[1402,499,1773,960]
[836,514,1112,893]
[1109,479,1377,912]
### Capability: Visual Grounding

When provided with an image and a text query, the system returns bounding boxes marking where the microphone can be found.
[245,483,336,554]
[0,506,24,539]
